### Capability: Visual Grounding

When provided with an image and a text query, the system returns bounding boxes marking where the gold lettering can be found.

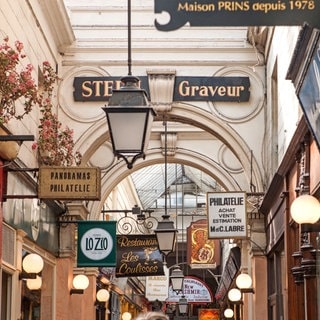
[178,80,190,96]
[177,81,245,98]
[121,251,139,263]
[208,86,218,96]
[198,86,208,96]
[218,86,226,96]
[178,2,215,11]
[103,81,114,97]
[114,80,122,90]
[81,81,93,97]
[92,81,104,97]
[191,85,200,96]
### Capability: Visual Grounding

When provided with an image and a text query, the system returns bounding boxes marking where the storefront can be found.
[1,165,63,319]
[260,24,320,320]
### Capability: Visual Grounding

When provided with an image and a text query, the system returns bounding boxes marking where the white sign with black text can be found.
[207,192,247,239]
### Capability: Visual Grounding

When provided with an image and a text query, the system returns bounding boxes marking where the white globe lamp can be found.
[122,312,132,320]
[96,289,110,302]
[224,308,234,318]
[236,273,252,289]
[291,195,320,224]
[22,253,44,274]
[26,275,42,290]
[228,288,241,302]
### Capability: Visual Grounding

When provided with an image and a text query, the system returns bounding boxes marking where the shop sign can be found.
[116,234,164,277]
[154,0,320,31]
[167,276,213,303]
[187,219,221,269]
[207,192,247,239]
[77,221,116,267]
[73,76,250,102]
[145,266,169,301]
[38,166,101,200]
[298,35,320,151]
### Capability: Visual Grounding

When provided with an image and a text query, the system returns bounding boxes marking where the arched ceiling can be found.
[56,1,265,220]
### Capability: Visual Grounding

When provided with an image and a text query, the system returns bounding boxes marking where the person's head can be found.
[135,311,168,320]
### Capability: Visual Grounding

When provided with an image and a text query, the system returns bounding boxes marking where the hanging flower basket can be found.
[0,37,38,123]
[32,62,82,167]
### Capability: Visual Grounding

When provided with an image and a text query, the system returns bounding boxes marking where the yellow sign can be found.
[38,167,101,200]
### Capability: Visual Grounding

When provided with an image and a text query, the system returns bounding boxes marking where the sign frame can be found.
[207,191,247,239]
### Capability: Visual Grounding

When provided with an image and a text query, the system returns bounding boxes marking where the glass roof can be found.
[131,164,222,210]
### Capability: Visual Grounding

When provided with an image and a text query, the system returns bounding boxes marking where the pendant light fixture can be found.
[103,0,155,169]
[154,120,178,261]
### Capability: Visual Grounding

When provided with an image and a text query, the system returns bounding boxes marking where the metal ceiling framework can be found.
[130,164,222,210]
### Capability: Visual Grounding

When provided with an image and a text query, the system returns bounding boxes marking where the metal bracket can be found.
[1,167,39,200]
[0,135,34,142]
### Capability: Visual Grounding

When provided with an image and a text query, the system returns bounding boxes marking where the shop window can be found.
[20,251,54,320]
[1,270,12,320]
[21,280,41,320]
[267,241,285,320]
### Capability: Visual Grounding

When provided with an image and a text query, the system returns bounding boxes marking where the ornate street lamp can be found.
[170,266,185,294]
[154,121,177,260]
[154,214,177,259]
[178,296,188,314]
[102,0,155,169]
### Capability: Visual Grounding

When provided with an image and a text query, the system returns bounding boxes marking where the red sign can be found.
[187,219,220,269]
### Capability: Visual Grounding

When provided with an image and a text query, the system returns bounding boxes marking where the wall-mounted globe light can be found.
[96,289,110,302]
[224,308,234,318]
[228,288,242,302]
[290,194,320,224]
[70,274,89,295]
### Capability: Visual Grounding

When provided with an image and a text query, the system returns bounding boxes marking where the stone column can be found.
[56,202,98,320]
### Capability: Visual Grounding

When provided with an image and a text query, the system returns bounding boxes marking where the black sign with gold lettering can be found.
[73,76,250,102]
[174,76,249,101]
[116,235,164,278]
[154,0,320,31]
[73,76,150,102]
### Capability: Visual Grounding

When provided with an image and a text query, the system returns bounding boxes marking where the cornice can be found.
[37,0,75,49]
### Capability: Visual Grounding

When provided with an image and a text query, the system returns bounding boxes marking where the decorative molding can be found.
[160,132,177,156]
[147,70,176,112]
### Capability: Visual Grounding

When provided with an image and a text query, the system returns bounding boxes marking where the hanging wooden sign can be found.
[38,166,101,200]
